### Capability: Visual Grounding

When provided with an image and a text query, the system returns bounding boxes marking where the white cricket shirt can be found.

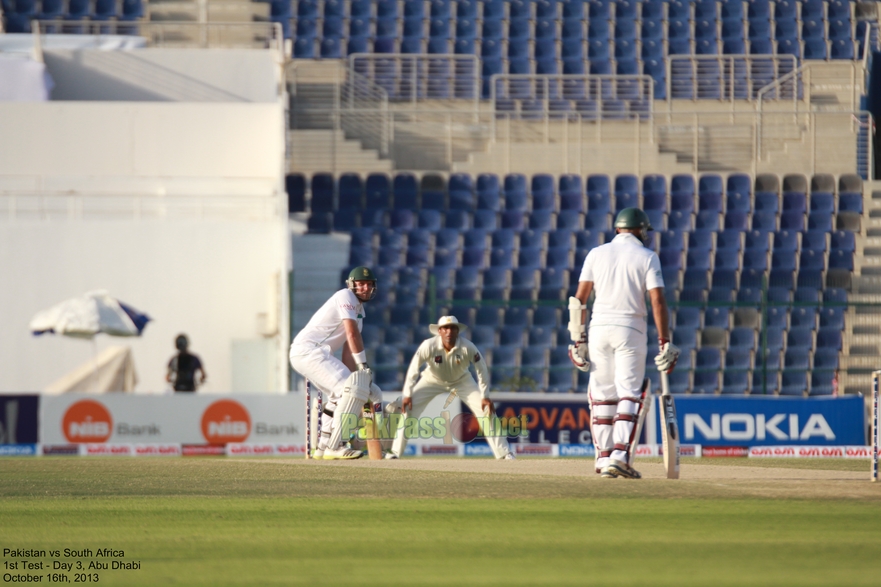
[579,232,665,332]
[290,289,363,355]
[402,336,490,399]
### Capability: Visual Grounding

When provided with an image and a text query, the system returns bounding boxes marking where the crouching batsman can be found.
[290,266,383,460]
[568,208,680,478]
[385,316,514,460]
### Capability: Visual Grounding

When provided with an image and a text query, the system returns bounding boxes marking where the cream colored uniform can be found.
[579,232,664,470]
[289,288,364,450]
[390,335,512,459]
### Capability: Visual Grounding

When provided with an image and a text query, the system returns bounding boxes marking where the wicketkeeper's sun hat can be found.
[429,315,467,335]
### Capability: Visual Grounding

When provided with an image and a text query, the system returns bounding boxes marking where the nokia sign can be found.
[668,396,865,447]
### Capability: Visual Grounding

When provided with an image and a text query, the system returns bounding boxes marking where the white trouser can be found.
[588,325,647,469]
[290,345,349,450]
[391,376,512,459]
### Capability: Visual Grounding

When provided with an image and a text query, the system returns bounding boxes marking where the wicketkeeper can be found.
[385,316,515,460]
[569,208,680,479]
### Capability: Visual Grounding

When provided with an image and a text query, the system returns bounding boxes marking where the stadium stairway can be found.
[146,0,269,23]
[837,178,881,395]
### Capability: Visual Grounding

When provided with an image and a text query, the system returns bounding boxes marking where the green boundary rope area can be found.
[1,458,880,586]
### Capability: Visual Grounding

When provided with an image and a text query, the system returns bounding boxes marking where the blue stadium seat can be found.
[775,37,799,57]
[471,174,500,212]
[790,307,819,330]
[779,371,808,396]
[813,347,840,372]
[531,174,556,211]
[705,307,731,329]
[823,288,848,305]
[548,348,577,393]
[830,38,856,60]
[695,19,718,42]
[668,0,691,19]
[729,327,757,351]
[615,175,640,207]
[430,0,451,18]
[587,175,616,214]
[779,211,806,231]
[642,175,668,210]
[480,267,511,300]
[538,267,569,301]
[801,230,828,253]
[555,175,583,212]
[809,191,836,214]
[831,230,856,253]
[393,173,419,210]
[804,38,828,60]
[829,249,854,271]
[816,327,842,350]
[839,192,864,214]
[828,0,851,19]
[694,348,722,394]
[361,173,389,209]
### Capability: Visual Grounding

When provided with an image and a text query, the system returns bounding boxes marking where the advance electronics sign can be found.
[673,396,865,447]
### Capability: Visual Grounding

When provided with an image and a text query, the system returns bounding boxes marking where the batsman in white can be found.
[569,208,680,479]
[385,316,515,460]
[289,266,383,460]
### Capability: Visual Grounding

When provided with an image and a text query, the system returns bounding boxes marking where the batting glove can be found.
[368,382,383,405]
[654,338,680,374]
[568,336,590,372]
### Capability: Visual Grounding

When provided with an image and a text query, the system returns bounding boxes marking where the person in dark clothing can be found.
[166,334,206,392]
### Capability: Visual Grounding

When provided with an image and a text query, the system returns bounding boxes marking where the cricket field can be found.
[1,457,879,586]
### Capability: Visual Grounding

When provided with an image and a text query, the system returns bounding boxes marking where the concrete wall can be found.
[0,46,290,393]
[0,217,288,393]
[0,102,284,194]
[44,48,281,103]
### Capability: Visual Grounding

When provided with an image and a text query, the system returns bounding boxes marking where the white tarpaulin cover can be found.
[30,290,147,339]
[44,345,138,393]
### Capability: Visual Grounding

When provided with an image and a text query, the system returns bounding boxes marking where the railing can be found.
[668,55,800,105]
[340,70,390,157]
[35,20,285,54]
[347,53,481,108]
[489,73,654,120]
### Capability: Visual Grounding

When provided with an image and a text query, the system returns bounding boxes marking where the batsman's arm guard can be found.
[567,296,590,372]
[567,296,586,342]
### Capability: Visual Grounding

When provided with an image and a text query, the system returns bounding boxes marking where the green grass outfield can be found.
[1,458,880,586]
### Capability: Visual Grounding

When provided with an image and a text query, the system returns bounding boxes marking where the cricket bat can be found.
[364,404,383,460]
[659,371,680,479]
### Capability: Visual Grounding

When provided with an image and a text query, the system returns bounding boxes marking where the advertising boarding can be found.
[41,394,305,446]
[668,395,865,447]
[0,395,40,455]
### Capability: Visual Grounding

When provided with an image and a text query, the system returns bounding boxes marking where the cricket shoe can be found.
[600,460,641,479]
[322,446,363,460]
[501,453,516,460]
[311,448,324,459]
[383,452,398,460]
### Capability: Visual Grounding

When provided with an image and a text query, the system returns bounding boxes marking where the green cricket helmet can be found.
[614,207,653,246]
[346,266,377,301]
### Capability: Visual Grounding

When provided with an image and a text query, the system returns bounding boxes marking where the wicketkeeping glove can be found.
[654,338,680,374]
[568,336,590,372]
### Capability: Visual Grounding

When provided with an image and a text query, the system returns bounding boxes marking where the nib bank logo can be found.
[201,399,251,444]
[62,400,113,443]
